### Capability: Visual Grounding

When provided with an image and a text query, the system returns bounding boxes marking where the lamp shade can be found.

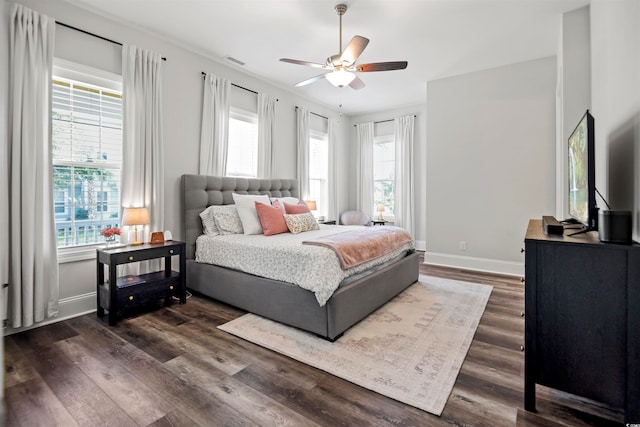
[303,200,317,211]
[122,207,150,226]
[377,204,385,212]
[325,69,356,87]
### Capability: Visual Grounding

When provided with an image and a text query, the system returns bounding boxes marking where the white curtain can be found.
[356,122,374,217]
[121,45,164,244]
[257,93,276,178]
[327,118,338,221]
[199,73,230,176]
[5,4,58,328]
[296,106,310,199]
[394,115,415,235]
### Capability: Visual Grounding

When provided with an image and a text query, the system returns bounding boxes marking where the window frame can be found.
[226,107,259,178]
[308,129,329,219]
[373,133,396,221]
[52,59,123,263]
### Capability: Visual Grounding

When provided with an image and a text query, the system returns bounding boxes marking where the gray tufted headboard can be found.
[182,174,299,259]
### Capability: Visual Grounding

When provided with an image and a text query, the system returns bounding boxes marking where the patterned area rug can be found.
[218,275,492,415]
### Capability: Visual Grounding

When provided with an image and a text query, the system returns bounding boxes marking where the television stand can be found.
[566,226,594,237]
[524,219,639,423]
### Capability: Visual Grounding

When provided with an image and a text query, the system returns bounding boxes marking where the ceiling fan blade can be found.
[356,61,408,72]
[280,58,331,69]
[294,74,327,87]
[340,36,369,65]
[349,76,366,90]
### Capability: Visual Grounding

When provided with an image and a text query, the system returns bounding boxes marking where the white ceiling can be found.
[64,0,589,115]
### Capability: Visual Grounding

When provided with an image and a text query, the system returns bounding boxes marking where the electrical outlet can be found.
[459,241,467,251]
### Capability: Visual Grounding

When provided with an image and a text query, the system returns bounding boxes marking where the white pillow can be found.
[232,193,271,235]
[199,206,219,236]
[270,196,299,206]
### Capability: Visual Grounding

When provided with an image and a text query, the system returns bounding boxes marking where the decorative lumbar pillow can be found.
[283,212,319,234]
[199,206,219,236]
[212,205,244,235]
[284,201,311,214]
[255,200,289,236]
[232,193,271,235]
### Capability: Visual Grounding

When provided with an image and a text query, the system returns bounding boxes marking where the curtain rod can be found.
[200,72,278,101]
[294,106,328,120]
[353,114,417,127]
[56,22,167,61]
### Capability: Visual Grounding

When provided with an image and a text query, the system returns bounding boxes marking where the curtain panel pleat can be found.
[296,107,310,200]
[356,122,374,217]
[257,93,276,178]
[199,73,230,176]
[121,45,164,247]
[394,115,415,235]
[327,118,338,222]
[6,4,59,328]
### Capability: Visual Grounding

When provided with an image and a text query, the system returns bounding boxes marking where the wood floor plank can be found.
[4,377,79,427]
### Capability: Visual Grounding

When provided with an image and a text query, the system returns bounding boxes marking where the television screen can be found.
[567,110,595,228]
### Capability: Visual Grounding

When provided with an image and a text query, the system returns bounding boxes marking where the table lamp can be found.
[122,207,150,246]
[303,200,317,212]
[377,204,385,221]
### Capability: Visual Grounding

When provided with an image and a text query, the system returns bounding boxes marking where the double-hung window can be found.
[373,134,395,220]
[226,107,258,178]
[52,61,123,251]
[308,129,329,218]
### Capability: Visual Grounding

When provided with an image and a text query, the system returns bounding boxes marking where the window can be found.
[308,130,328,218]
[52,62,123,249]
[226,107,258,178]
[373,134,395,219]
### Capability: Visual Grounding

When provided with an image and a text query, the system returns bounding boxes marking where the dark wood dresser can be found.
[524,219,639,422]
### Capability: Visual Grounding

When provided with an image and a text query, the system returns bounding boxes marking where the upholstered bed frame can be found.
[182,174,419,340]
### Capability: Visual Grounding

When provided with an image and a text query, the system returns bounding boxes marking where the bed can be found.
[182,174,420,340]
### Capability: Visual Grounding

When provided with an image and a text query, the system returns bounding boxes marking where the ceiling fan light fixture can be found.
[326,68,356,87]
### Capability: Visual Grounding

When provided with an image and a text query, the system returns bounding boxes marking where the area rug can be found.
[218,275,492,416]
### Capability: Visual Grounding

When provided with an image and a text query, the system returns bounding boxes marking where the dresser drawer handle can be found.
[169,285,174,290]
[129,256,134,261]
[129,295,134,301]
[169,249,174,254]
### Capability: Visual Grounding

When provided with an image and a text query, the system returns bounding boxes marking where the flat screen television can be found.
[567,110,597,233]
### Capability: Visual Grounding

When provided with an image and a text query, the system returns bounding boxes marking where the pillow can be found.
[284,201,311,214]
[232,193,271,235]
[199,206,219,235]
[212,205,244,235]
[283,212,319,234]
[270,196,299,206]
[255,200,289,236]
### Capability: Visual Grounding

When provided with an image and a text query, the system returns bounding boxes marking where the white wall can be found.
[348,103,428,250]
[425,57,557,276]
[590,0,640,241]
[2,0,348,332]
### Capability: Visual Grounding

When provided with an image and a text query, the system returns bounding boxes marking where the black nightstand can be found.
[96,241,186,325]
[372,220,386,226]
[318,219,336,225]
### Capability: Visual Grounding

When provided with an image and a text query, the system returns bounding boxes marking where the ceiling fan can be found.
[280,4,408,90]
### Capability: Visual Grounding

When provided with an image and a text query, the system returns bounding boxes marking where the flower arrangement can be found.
[101,227,121,238]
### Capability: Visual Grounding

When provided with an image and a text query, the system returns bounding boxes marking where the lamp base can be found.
[378,213,384,221]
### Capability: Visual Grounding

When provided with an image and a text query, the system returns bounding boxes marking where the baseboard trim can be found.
[3,292,96,336]
[424,252,523,277]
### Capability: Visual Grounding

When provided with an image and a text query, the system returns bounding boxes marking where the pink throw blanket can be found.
[302,226,413,269]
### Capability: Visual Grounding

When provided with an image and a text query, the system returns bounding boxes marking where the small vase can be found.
[104,235,118,247]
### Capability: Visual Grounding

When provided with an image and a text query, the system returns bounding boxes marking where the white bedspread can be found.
[195,224,414,306]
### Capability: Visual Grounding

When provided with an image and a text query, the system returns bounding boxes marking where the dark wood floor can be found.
[3,257,624,426]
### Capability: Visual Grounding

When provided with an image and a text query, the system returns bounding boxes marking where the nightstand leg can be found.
[108,265,117,326]
[96,260,104,318]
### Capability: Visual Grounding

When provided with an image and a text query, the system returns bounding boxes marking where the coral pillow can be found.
[284,201,311,214]
[255,200,289,236]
